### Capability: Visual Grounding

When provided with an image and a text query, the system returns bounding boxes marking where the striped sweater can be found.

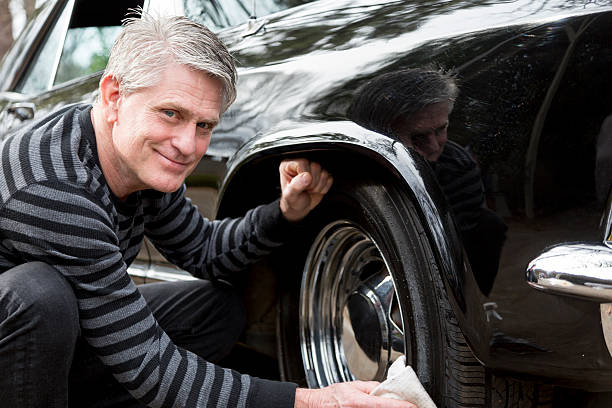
[0,104,296,407]
[430,140,485,232]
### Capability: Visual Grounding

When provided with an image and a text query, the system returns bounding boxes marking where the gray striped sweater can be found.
[0,104,296,407]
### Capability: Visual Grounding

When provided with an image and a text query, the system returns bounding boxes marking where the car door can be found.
[0,0,144,139]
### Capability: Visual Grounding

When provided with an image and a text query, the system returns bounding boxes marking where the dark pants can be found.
[0,262,246,407]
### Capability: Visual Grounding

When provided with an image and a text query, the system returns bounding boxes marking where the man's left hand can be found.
[279,158,333,222]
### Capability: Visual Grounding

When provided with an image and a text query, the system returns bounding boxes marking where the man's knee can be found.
[142,278,246,328]
[140,279,246,361]
[0,262,80,343]
[193,280,246,336]
[188,280,246,360]
[0,263,80,405]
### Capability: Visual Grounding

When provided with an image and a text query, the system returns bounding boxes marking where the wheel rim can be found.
[299,220,407,388]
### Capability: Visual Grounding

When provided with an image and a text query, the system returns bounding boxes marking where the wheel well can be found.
[217,147,408,219]
[216,145,474,362]
[217,146,419,360]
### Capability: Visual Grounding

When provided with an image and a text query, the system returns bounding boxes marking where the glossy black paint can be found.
[2,0,612,390]
[217,1,612,389]
[211,0,612,388]
[217,119,468,312]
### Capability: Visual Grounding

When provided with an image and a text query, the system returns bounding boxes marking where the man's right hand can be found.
[294,381,418,408]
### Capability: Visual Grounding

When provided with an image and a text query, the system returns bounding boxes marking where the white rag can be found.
[369,356,437,408]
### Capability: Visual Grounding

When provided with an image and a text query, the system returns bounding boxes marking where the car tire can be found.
[275,175,553,408]
[276,175,485,406]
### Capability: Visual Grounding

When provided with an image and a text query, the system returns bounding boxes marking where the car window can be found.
[0,0,58,91]
[184,0,313,31]
[15,0,72,94]
[53,26,122,85]
[16,0,143,94]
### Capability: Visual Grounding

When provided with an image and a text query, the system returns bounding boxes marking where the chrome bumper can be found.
[526,242,612,359]
[526,243,612,302]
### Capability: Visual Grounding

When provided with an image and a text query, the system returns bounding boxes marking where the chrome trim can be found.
[526,243,612,302]
[299,220,405,388]
[242,17,268,37]
[48,0,74,90]
[602,189,612,249]
[601,303,612,359]
[0,92,28,102]
[127,260,196,282]
[127,259,149,278]
[7,102,36,120]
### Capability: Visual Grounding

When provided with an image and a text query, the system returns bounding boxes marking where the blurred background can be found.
[1,0,42,60]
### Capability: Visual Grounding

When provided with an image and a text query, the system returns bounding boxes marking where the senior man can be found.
[0,11,417,408]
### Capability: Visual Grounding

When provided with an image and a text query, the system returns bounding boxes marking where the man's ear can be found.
[99,74,121,123]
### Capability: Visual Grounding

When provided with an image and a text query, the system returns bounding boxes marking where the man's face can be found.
[109,63,223,195]
[393,102,450,162]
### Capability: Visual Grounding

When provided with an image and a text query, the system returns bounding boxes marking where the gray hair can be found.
[348,67,458,137]
[102,10,237,112]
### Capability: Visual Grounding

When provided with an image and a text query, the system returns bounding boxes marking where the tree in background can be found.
[0,0,12,59]
[0,0,38,60]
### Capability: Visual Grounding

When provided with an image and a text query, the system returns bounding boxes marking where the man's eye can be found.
[197,122,211,129]
[163,110,175,118]
[411,133,429,144]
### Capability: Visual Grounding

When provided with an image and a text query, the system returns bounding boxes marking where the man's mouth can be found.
[156,151,190,168]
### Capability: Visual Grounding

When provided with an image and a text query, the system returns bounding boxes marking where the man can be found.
[596,113,612,204]
[348,68,458,162]
[349,67,507,295]
[0,11,416,408]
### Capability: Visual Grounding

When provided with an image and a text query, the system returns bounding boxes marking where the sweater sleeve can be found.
[144,185,295,282]
[0,181,296,408]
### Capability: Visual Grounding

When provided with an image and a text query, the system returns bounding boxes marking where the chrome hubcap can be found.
[299,221,406,387]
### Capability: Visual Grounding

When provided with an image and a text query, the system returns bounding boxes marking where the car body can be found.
[2,0,612,406]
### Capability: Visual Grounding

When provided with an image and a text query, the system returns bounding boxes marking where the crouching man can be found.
[0,10,416,408]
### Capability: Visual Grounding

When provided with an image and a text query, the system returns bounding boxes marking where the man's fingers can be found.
[323,174,333,194]
[292,171,312,192]
[307,161,322,187]
[282,173,311,211]
[281,159,330,194]
[330,381,419,408]
[347,380,381,394]
[279,158,333,222]
[281,158,310,178]
[311,169,332,194]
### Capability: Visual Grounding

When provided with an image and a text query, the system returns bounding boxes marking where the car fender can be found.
[216,119,489,360]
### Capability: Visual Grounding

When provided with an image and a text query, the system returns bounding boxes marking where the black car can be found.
[2,0,612,407]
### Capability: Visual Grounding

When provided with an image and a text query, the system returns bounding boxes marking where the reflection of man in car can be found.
[349,67,507,295]
[0,12,417,408]
[596,113,612,204]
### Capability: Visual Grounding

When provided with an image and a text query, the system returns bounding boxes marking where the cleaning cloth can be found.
[369,355,437,408]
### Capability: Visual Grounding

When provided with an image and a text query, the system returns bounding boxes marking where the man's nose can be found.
[427,127,447,150]
[425,132,444,152]
[171,123,197,157]
[435,129,448,148]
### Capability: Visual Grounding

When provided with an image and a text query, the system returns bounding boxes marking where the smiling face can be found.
[392,102,451,162]
[97,62,223,199]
